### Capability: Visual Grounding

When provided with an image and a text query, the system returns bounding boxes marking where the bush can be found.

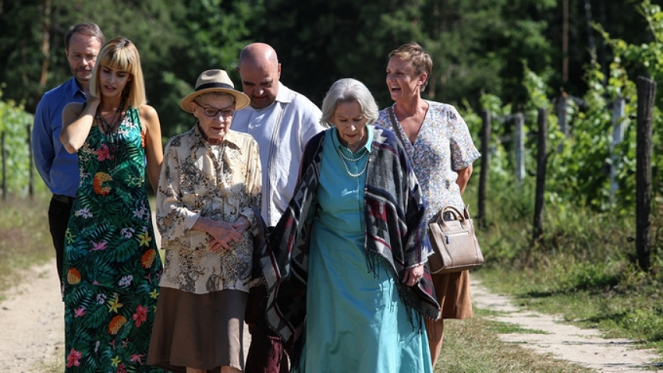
[0,86,41,196]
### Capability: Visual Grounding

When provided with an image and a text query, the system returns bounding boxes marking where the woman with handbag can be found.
[374,41,481,367]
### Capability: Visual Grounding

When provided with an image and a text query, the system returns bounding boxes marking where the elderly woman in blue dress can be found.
[261,78,440,372]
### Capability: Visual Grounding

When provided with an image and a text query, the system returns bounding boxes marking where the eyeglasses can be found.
[193,101,235,118]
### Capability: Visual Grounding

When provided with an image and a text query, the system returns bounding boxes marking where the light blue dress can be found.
[294,126,433,373]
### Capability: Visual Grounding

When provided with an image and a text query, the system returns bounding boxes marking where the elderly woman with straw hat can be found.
[147,69,262,373]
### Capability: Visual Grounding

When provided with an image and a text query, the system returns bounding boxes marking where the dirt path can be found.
[0,262,64,372]
[471,280,662,372]
[1,263,661,372]
[0,258,252,372]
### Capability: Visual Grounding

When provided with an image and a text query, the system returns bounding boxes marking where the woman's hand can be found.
[231,215,251,235]
[402,264,424,287]
[209,216,251,252]
[86,94,101,108]
[192,217,242,252]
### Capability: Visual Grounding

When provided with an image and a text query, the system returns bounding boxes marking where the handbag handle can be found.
[435,206,463,224]
[435,205,472,224]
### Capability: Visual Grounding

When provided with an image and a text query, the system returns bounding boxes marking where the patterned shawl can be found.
[260,126,441,349]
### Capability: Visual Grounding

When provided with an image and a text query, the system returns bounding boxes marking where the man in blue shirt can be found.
[32,23,105,284]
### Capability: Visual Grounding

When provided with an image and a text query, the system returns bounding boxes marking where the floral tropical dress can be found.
[62,107,164,373]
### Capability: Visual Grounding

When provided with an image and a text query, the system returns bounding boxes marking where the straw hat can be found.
[180,69,250,112]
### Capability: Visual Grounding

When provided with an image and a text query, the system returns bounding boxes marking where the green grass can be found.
[0,193,54,299]
[470,180,663,360]
[4,187,662,371]
[435,309,593,373]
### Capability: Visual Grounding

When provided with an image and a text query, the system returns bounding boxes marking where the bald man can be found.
[232,43,325,373]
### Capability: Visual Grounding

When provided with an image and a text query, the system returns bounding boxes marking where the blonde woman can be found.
[60,37,165,372]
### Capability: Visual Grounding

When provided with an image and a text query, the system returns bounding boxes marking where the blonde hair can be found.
[90,38,146,108]
[389,42,432,91]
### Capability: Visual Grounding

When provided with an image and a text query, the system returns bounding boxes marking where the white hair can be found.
[320,78,379,127]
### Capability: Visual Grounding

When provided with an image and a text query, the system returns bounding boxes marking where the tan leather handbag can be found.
[427,206,484,274]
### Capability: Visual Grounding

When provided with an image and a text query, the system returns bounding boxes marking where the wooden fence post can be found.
[478,109,491,227]
[533,108,548,243]
[635,76,656,272]
[27,123,34,198]
[610,95,626,204]
[514,113,525,186]
[1,131,6,200]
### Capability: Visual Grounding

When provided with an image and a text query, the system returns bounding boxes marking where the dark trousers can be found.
[48,194,74,284]
[244,284,289,373]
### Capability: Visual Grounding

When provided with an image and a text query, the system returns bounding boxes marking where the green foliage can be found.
[473,1,663,214]
[469,3,663,348]
[0,87,36,196]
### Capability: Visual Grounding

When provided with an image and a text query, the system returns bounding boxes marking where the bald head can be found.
[239,43,279,68]
[237,43,282,109]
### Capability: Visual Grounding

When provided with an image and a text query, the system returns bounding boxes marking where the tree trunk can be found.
[39,0,52,87]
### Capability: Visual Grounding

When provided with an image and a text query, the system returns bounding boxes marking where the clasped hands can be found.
[206,216,251,253]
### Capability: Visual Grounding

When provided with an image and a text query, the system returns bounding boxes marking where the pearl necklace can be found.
[336,147,369,178]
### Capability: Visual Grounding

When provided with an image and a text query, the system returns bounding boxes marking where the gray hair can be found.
[320,78,379,127]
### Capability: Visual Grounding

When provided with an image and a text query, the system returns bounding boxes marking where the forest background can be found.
[0,0,657,138]
[2,0,663,362]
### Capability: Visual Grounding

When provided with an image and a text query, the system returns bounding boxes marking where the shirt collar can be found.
[65,77,86,99]
[192,122,243,152]
[330,125,373,155]
[274,81,292,104]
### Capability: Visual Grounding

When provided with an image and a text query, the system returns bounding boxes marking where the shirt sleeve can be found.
[447,105,481,171]
[240,138,263,236]
[299,102,325,153]
[32,98,54,189]
[156,139,201,245]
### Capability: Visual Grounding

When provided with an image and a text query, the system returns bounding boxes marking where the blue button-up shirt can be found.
[32,77,85,197]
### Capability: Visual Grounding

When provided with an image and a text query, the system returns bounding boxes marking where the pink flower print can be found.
[90,241,107,252]
[96,144,114,161]
[73,307,86,318]
[116,363,127,373]
[130,353,145,365]
[66,348,82,367]
[132,305,148,327]
[118,275,133,287]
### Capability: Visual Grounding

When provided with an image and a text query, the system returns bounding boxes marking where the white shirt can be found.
[232,82,325,226]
